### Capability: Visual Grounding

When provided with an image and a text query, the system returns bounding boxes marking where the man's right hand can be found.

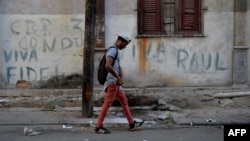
[115,76,124,85]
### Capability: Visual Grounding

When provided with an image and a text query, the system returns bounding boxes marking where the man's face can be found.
[119,40,129,50]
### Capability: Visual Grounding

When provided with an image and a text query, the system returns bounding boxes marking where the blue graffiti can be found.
[43,37,83,52]
[6,65,58,82]
[3,50,37,63]
[177,49,228,71]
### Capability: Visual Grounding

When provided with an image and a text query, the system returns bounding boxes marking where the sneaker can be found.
[95,126,111,134]
[129,120,144,131]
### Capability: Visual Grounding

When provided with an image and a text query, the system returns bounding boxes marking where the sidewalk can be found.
[1,106,250,128]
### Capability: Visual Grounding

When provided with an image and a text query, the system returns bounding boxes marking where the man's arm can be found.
[118,65,124,84]
[105,56,123,85]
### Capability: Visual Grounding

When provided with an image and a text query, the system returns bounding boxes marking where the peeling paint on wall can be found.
[137,38,150,74]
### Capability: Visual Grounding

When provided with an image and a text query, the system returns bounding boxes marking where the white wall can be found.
[103,0,235,87]
[0,15,84,84]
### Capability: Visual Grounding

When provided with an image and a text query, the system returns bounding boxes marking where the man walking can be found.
[95,33,144,134]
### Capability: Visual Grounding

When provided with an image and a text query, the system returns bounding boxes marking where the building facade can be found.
[0,0,249,88]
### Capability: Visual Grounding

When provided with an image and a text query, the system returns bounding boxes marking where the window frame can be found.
[137,0,204,37]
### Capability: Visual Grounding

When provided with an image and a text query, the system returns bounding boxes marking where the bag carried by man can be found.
[97,47,118,85]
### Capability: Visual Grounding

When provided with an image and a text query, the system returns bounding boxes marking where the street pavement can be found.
[1,106,250,127]
[0,106,250,141]
[0,124,224,141]
[1,87,250,141]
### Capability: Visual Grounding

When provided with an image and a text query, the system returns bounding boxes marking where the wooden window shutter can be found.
[180,0,201,32]
[139,0,161,34]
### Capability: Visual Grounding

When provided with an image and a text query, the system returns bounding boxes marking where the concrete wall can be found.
[0,0,85,88]
[0,0,249,88]
[103,0,235,87]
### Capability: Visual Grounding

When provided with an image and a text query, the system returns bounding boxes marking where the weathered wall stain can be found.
[135,38,165,74]
[134,39,228,74]
[137,38,150,74]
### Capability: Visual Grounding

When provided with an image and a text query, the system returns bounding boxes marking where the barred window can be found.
[138,0,203,37]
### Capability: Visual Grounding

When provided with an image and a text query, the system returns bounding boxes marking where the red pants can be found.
[96,84,134,128]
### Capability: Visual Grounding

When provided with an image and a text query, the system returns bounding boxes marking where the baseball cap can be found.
[118,32,131,43]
